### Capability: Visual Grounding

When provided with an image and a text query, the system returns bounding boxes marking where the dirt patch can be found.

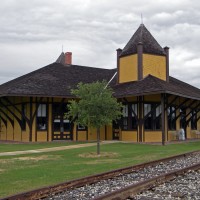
[85,159,120,165]
[0,168,5,173]
[0,155,61,164]
[13,155,61,162]
[79,152,119,158]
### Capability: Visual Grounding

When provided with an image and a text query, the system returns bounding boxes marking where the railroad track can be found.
[1,150,200,200]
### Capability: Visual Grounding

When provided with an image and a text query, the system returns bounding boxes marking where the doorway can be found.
[52,103,73,140]
[112,121,120,140]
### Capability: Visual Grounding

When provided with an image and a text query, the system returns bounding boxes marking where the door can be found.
[112,121,120,140]
[52,103,73,140]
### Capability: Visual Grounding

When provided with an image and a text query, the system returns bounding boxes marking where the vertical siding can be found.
[119,54,138,83]
[121,131,137,142]
[77,131,87,141]
[144,131,162,142]
[106,125,113,140]
[143,54,166,81]
[37,131,48,142]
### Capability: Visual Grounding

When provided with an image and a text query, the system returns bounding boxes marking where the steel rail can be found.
[94,162,200,200]
[1,150,200,200]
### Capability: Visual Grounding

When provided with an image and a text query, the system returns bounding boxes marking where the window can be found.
[168,106,176,130]
[21,104,26,131]
[122,104,128,130]
[37,104,47,130]
[191,110,197,130]
[77,124,87,131]
[144,103,161,130]
[155,105,162,129]
[122,103,137,130]
[144,104,152,130]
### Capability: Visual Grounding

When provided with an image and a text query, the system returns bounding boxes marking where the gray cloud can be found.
[0,0,200,88]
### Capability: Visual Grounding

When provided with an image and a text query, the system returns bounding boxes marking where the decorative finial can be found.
[141,13,143,24]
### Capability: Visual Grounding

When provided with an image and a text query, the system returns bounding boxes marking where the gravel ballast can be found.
[45,152,200,200]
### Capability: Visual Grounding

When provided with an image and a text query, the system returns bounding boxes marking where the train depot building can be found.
[0,24,200,144]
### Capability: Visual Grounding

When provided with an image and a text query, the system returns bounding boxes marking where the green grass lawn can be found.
[0,141,200,198]
[0,141,87,153]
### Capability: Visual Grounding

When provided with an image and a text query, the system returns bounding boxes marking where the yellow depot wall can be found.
[186,108,192,139]
[100,126,106,140]
[106,125,113,140]
[119,54,138,83]
[22,131,29,142]
[77,131,87,141]
[73,125,77,141]
[14,104,22,141]
[121,131,137,142]
[144,131,162,142]
[7,109,14,141]
[87,126,105,141]
[37,131,48,142]
[0,121,7,140]
[143,54,166,81]
[88,127,97,140]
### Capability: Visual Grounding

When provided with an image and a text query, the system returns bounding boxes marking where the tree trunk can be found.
[97,127,100,155]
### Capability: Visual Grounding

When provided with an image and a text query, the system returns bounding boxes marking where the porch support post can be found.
[29,97,33,142]
[138,96,143,142]
[161,93,166,145]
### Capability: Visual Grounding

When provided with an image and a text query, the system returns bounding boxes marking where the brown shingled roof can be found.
[113,75,200,100]
[120,24,166,57]
[0,62,116,98]
[0,63,200,100]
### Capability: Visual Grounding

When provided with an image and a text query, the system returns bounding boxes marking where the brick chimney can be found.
[65,52,72,65]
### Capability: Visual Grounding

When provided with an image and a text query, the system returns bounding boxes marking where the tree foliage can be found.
[67,81,122,129]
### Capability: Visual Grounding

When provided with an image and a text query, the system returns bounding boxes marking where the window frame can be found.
[121,102,138,131]
[179,106,186,129]
[168,105,176,131]
[37,103,48,131]
[77,124,87,131]
[144,102,162,131]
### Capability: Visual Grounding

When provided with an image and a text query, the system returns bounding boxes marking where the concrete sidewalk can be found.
[0,141,117,157]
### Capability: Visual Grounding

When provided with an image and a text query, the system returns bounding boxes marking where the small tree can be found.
[67,81,122,155]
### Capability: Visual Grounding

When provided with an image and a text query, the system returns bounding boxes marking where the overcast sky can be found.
[0,0,200,88]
